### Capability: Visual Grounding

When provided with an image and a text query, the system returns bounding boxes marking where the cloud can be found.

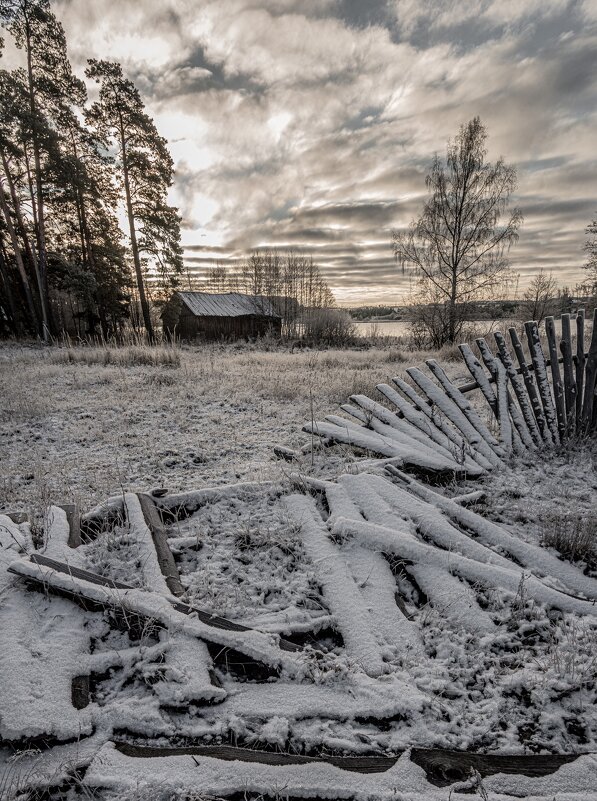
[27,1,597,302]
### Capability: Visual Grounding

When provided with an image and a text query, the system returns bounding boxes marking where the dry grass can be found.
[0,341,451,515]
[50,343,181,368]
[541,510,597,568]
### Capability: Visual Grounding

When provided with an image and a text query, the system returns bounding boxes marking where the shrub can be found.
[301,308,356,346]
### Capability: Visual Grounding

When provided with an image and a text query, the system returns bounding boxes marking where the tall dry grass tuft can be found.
[541,510,597,568]
[50,344,181,368]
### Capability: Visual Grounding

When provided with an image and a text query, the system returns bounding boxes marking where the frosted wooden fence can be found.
[303,311,597,477]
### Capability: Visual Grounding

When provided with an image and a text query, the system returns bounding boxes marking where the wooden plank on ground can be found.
[58,503,81,549]
[136,493,185,597]
[10,554,302,653]
[112,741,584,786]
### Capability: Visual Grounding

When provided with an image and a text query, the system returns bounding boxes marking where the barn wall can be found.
[164,308,281,341]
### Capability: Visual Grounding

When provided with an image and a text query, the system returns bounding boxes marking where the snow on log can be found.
[0,513,31,553]
[475,339,530,454]
[508,327,552,445]
[320,478,425,658]
[458,343,498,415]
[154,632,226,705]
[219,672,426,720]
[0,549,92,742]
[283,493,386,677]
[494,331,542,447]
[84,742,431,800]
[375,382,486,474]
[349,394,455,458]
[7,556,303,675]
[424,359,504,455]
[333,515,597,617]
[43,505,84,565]
[85,741,597,799]
[124,492,171,596]
[406,367,502,468]
[343,400,471,473]
[340,473,512,570]
[524,321,559,443]
[386,467,597,601]
[391,377,493,471]
[408,563,496,635]
[305,416,477,478]
[135,492,185,597]
[123,494,223,704]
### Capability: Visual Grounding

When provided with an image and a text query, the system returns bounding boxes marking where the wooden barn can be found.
[161,291,282,341]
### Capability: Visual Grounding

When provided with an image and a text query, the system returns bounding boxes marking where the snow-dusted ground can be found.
[0,342,438,517]
[1,340,597,800]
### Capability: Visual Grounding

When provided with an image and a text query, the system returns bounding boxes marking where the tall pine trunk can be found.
[0,177,39,334]
[24,16,52,340]
[118,119,154,342]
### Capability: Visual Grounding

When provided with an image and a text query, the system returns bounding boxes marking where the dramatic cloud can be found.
[49,0,597,303]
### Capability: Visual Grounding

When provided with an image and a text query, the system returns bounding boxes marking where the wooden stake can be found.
[559,313,576,433]
[545,316,566,440]
[576,310,585,428]
[509,327,551,444]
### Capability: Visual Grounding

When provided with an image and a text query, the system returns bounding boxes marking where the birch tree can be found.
[393,117,522,345]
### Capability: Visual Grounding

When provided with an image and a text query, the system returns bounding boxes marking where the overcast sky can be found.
[51,0,597,304]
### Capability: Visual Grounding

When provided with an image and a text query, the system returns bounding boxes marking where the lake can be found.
[352,320,516,339]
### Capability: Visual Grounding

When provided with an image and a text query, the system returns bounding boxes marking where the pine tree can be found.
[85,59,183,340]
[1,0,86,338]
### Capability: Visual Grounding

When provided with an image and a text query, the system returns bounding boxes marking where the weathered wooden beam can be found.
[494,331,543,447]
[475,338,529,453]
[525,320,559,443]
[509,327,551,444]
[136,493,185,598]
[559,313,576,432]
[581,307,597,431]
[545,316,567,440]
[426,359,504,454]
[58,503,81,549]
[112,741,584,787]
[576,309,585,427]
[12,553,302,652]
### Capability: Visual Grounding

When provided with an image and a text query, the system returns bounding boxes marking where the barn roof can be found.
[175,292,281,318]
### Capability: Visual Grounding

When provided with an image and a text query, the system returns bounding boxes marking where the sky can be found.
[47,1,597,303]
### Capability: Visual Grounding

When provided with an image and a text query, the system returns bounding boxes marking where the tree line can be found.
[200,250,339,338]
[0,0,183,342]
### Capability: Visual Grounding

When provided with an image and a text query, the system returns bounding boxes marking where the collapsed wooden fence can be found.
[302,311,597,478]
[2,313,597,799]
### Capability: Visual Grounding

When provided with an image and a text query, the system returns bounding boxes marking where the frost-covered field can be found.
[0,341,441,517]
[1,340,597,800]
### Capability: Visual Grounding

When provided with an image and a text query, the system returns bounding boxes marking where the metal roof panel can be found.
[176,292,281,318]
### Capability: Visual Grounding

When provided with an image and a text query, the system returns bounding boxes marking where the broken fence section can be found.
[301,312,597,476]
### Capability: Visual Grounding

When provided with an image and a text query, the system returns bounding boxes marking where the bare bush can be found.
[301,307,356,346]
